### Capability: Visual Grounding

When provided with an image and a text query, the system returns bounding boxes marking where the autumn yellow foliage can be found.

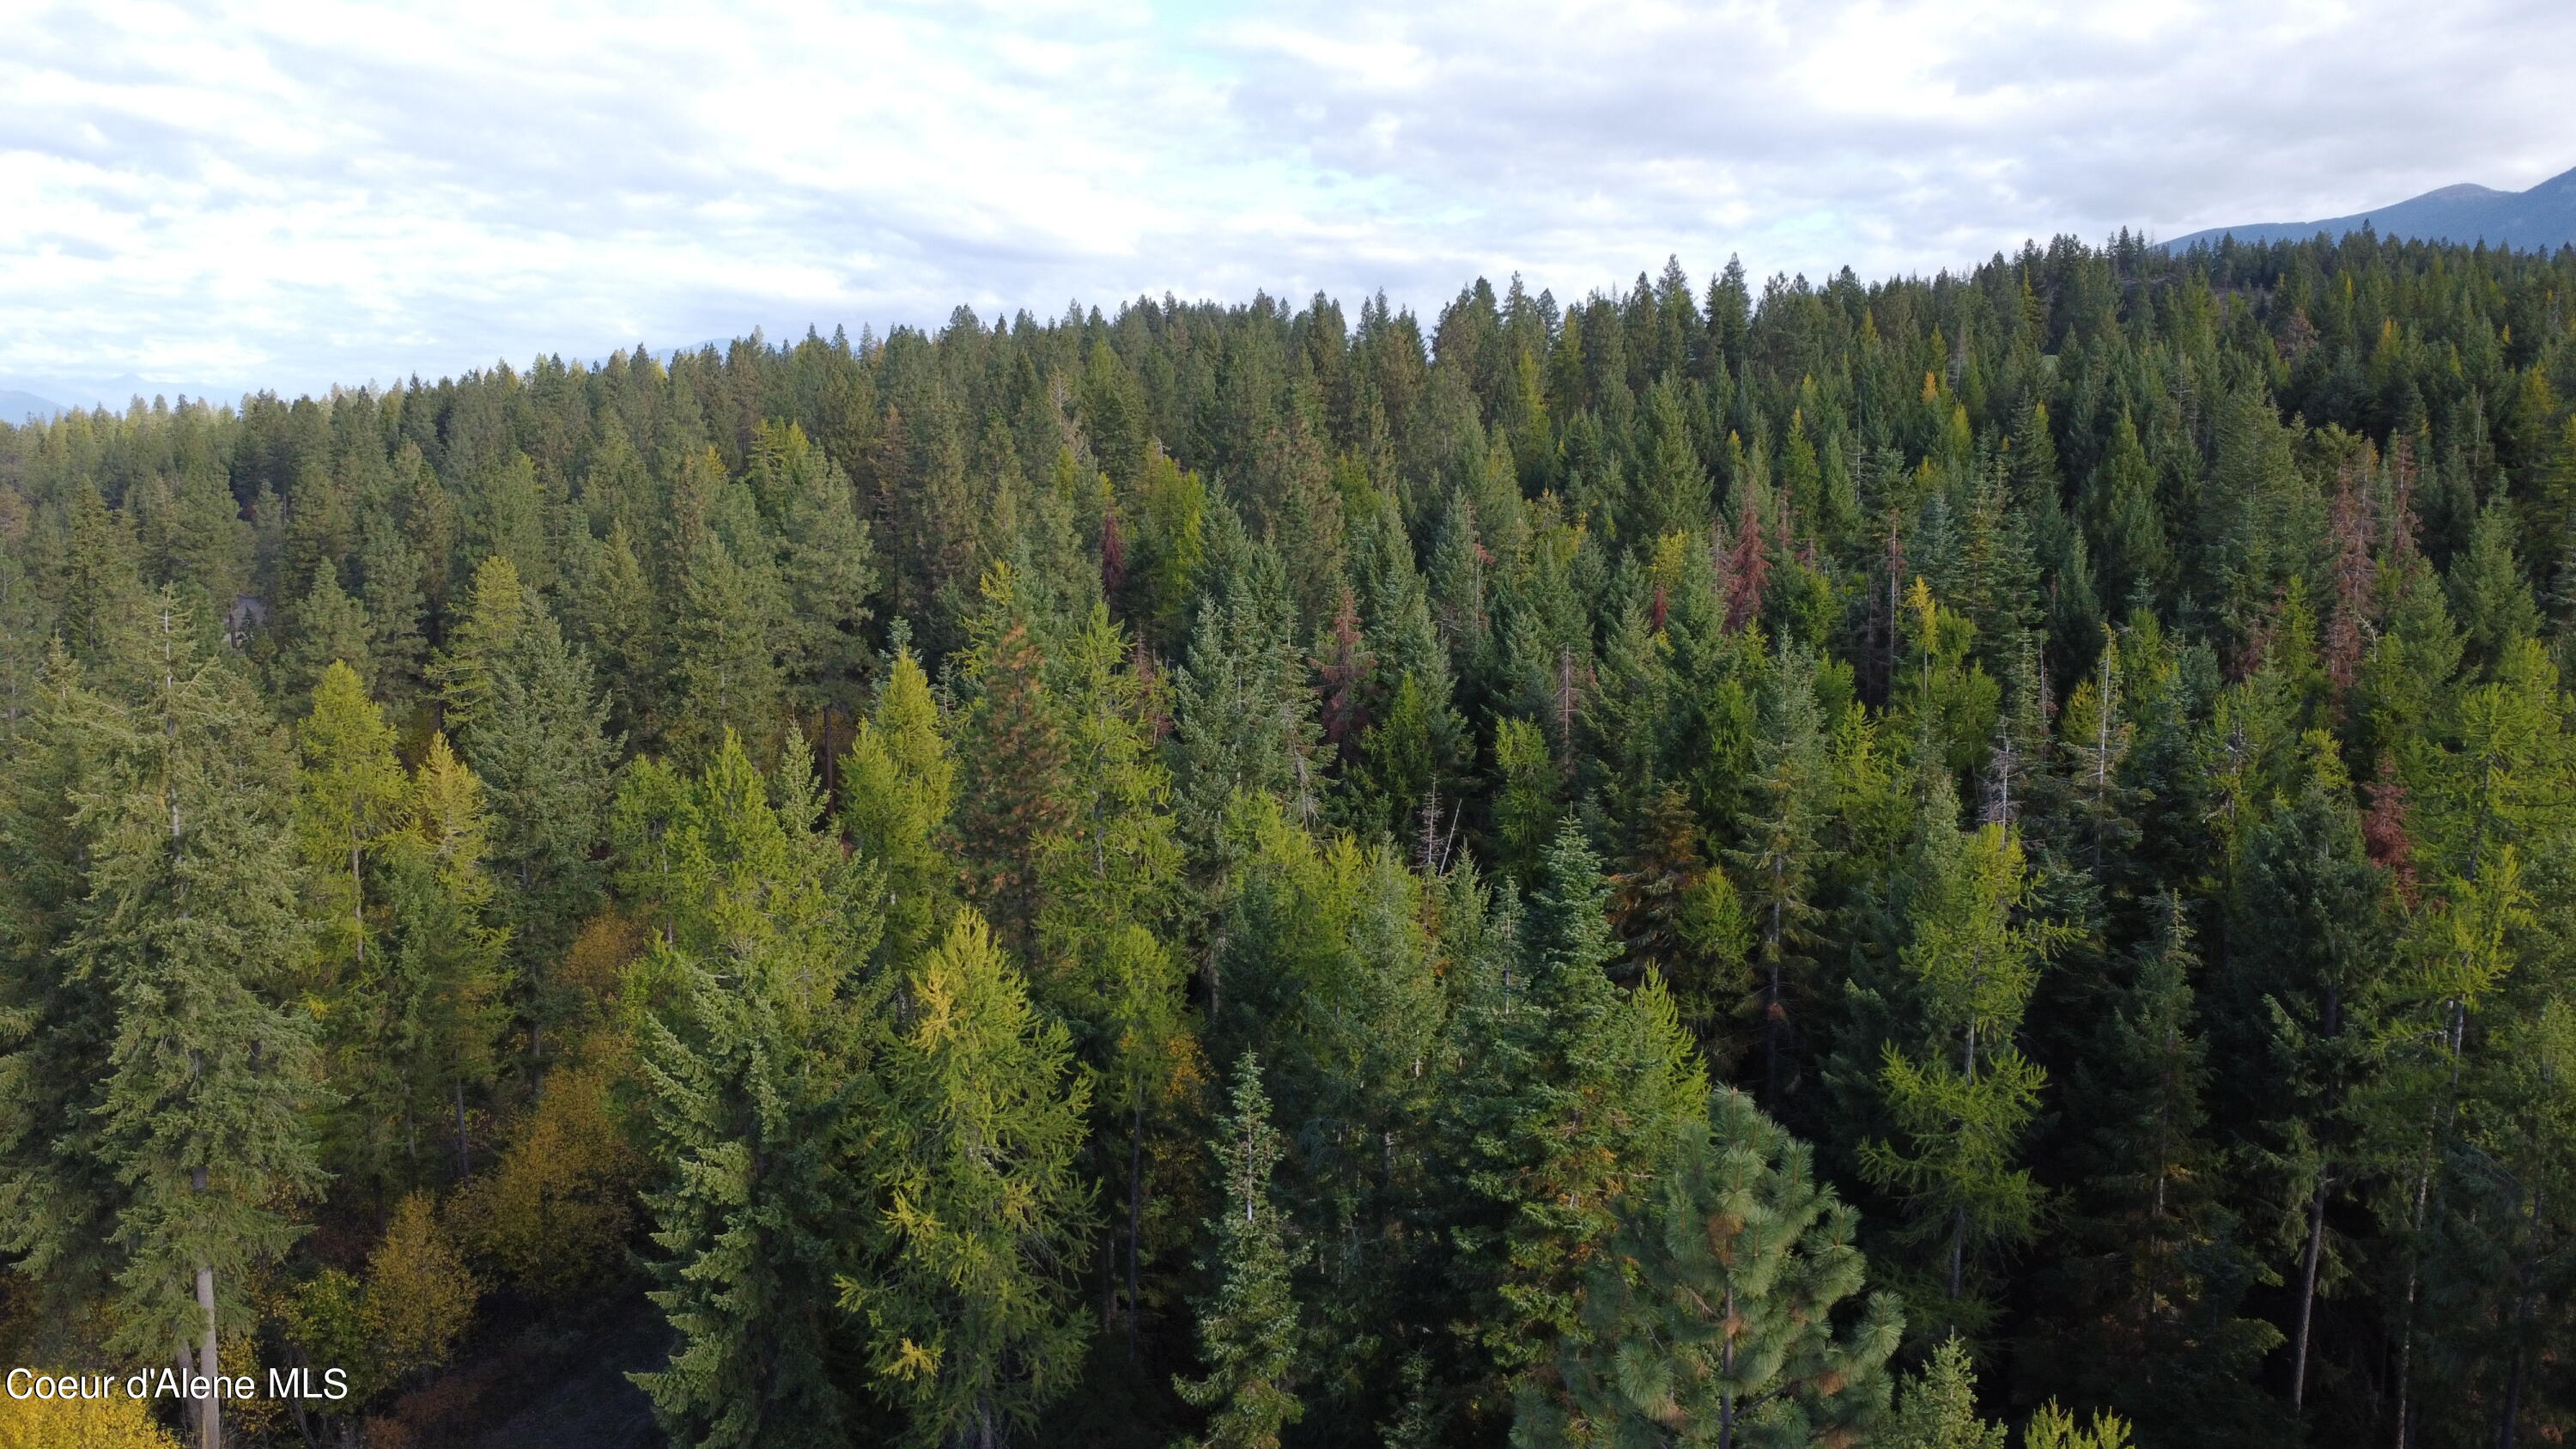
[451,1061,644,1298]
[366,1193,479,1381]
[0,1389,181,1449]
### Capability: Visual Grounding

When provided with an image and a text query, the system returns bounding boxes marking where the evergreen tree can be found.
[581,520,665,744]
[670,532,788,759]
[2448,497,2543,679]
[1031,606,1188,1351]
[848,909,1097,1449]
[278,565,374,710]
[1629,373,1710,545]
[1726,642,1828,1109]
[428,553,530,744]
[1174,1056,1305,1449]
[631,734,887,1449]
[1521,1088,1901,1449]
[1859,807,2066,1325]
[78,597,325,1447]
[377,734,512,1184]
[1487,715,1562,886]
[293,661,415,1194]
[1885,1337,2004,1449]
[757,421,878,731]
[841,647,957,969]
[2220,737,2391,1416]
[2028,894,2282,1444]
[951,567,1074,947]
[1170,545,1320,843]
[1437,821,1705,1421]
[356,507,428,700]
[295,660,408,985]
[465,604,618,1036]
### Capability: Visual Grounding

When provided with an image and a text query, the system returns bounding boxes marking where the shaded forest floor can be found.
[373,1296,667,1449]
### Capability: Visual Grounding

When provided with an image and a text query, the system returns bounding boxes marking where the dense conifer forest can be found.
[4,229,2576,1449]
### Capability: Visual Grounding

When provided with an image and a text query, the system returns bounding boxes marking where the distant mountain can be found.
[0,373,241,415]
[2168,165,2576,252]
[0,389,64,424]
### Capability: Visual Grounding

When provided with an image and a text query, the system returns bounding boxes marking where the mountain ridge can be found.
[2167,164,2576,252]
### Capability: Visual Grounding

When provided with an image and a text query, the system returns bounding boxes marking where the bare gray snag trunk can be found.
[197,1262,222,1449]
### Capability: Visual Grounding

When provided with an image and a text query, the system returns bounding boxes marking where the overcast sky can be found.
[5,0,2573,401]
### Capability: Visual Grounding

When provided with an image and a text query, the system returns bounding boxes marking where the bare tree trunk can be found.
[455,1080,471,1178]
[197,1263,222,1449]
[173,1347,197,1447]
[2292,1176,2328,1411]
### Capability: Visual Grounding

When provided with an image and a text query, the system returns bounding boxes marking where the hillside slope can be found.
[2168,163,2576,250]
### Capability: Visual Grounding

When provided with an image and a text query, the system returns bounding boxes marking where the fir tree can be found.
[1885,1337,2004,1449]
[951,567,1075,950]
[1031,606,1188,1351]
[670,532,788,760]
[78,596,325,1448]
[1487,715,1562,886]
[1437,821,1705,1418]
[2030,894,2282,1444]
[1170,543,1321,843]
[1174,1056,1305,1449]
[278,565,374,710]
[1726,642,1828,1110]
[465,605,618,1037]
[631,734,887,1449]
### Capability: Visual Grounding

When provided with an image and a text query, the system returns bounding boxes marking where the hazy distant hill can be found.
[0,389,64,424]
[2168,164,2576,252]
[0,374,239,417]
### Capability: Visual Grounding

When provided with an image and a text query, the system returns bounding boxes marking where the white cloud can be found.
[2,0,2570,398]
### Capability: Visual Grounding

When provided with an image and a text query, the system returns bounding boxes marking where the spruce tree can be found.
[465,605,618,1038]
[1175,1056,1305,1449]
[759,421,877,732]
[1170,545,1319,844]
[1209,800,1445,1414]
[277,565,373,709]
[670,532,788,760]
[951,567,1074,947]
[1437,820,1705,1419]
[1031,607,1189,1349]
[1488,716,1563,886]
[1726,642,1828,1109]
[79,595,325,1447]
[2220,736,2391,1416]
[631,734,887,1449]
[1885,1337,2004,1449]
[2030,894,2282,1444]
